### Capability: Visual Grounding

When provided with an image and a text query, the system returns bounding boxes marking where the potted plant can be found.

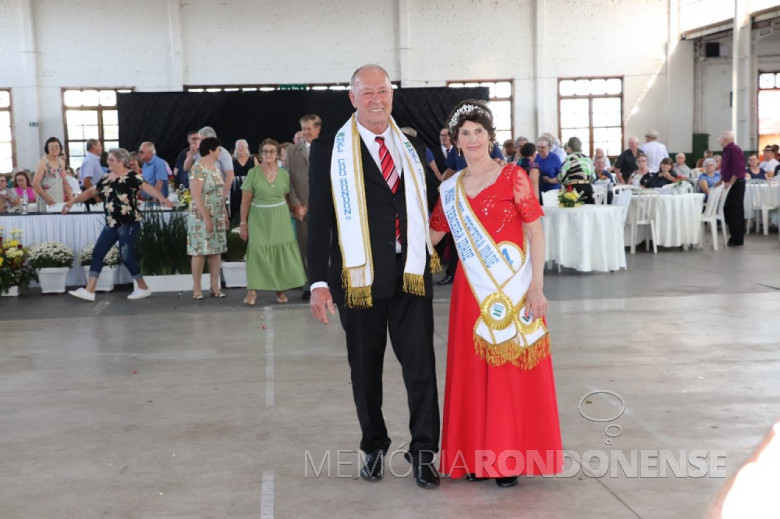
[133,211,208,292]
[221,227,247,287]
[0,227,36,297]
[28,241,75,293]
[78,243,120,292]
[558,185,584,208]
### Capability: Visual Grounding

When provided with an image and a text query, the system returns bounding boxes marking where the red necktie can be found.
[375,136,400,242]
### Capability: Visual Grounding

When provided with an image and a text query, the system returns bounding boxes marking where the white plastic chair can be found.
[629,192,659,254]
[699,185,727,250]
[745,180,764,235]
[674,182,694,194]
[541,190,559,207]
[758,184,780,236]
[592,185,607,205]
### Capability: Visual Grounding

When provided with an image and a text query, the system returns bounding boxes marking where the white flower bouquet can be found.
[78,243,121,267]
[28,241,75,269]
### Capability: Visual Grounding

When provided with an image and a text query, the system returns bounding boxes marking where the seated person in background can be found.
[629,154,651,187]
[655,157,678,186]
[695,149,712,169]
[593,157,615,184]
[558,136,595,203]
[759,146,777,175]
[672,152,692,179]
[592,147,611,170]
[12,170,36,204]
[535,135,562,192]
[502,139,516,162]
[714,154,722,172]
[746,154,766,179]
[0,174,21,212]
[516,142,540,197]
[697,157,721,197]
[65,167,81,197]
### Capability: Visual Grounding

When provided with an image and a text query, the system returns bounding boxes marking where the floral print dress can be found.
[187,163,227,256]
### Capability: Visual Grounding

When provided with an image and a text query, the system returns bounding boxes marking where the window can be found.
[0,89,13,174]
[558,77,623,157]
[62,88,131,169]
[185,83,354,93]
[758,71,780,152]
[448,80,513,144]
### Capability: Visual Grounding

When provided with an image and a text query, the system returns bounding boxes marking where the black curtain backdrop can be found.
[117,87,489,165]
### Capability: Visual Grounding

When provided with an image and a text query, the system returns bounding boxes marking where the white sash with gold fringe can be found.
[330,114,440,308]
[439,171,549,369]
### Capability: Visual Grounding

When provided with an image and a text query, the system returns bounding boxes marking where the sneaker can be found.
[127,288,152,300]
[68,287,96,302]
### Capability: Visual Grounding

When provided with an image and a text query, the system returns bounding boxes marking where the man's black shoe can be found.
[496,476,518,487]
[436,275,454,285]
[465,473,489,481]
[405,453,440,488]
[302,290,311,300]
[727,239,743,247]
[360,451,383,481]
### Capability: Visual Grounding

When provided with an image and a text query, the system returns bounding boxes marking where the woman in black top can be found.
[231,139,257,219]
[63,148,172,302]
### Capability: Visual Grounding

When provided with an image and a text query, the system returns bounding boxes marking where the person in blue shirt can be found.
[535,136,561,192]
[442,141,505,179]
[139,142,169,198]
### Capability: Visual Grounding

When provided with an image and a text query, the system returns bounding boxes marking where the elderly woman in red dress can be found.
[430,100,562,488]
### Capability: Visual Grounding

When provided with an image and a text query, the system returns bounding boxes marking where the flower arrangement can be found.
[0,227,37,294]
[558,185,584,208]
[78,243,121,267]
[28,241,75,269]
[223,227,247,262]
[177,187,191,210]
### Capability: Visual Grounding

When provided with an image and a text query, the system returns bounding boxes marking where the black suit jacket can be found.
[431,146,450,176]
[307,131,435,306]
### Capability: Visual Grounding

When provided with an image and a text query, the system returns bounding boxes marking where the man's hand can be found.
[310,287,336,324]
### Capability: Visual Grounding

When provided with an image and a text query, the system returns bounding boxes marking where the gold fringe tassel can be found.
[429,250,443,274]
[474,332,551,370]
[342,267,372,308]
[403,273,426,296]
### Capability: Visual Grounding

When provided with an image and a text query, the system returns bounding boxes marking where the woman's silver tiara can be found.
[448,104,490,131]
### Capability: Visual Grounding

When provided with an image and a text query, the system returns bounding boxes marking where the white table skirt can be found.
[744,182,780,219]
[628,193,704,248]
[0,212,180,286]
[542,205,627,272]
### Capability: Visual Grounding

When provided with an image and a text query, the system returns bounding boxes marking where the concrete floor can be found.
[2,235,780,519]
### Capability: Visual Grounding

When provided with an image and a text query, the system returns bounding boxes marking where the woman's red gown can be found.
[430,164,563,478]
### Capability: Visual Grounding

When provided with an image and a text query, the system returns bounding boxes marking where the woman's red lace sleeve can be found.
[513,166,544,223]
[430,197,450,233]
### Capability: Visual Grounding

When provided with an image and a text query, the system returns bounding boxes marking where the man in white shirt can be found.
[759,145,779,174]
[642,129,670,172]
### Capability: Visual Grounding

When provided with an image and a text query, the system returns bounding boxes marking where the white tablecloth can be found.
[0,212,180,286]
[744,182,780,219]
[628,193,704,248]
[542,205,627,272]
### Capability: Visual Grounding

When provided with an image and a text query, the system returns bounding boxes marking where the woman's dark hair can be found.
[520,142,537,158]
[14,169,32,186]
[199,137,221,156]
[446,99,496,146]
[259,138,281,155]
[44,137,63,155]
[659,157,673,168]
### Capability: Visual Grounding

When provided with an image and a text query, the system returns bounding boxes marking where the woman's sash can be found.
[440,171,549,369]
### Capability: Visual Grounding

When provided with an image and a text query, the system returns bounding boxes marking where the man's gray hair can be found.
[86,139,100,152]
[566,136,582,152]
[350,64,391,89]
[140,141,156,154]
[537,135,553,148]
[645,129,658,140]
[199,126,217,138]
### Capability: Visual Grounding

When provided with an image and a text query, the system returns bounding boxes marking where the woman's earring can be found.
[458,148,463,157]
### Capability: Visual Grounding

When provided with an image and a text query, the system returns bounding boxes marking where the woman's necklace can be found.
[263,166,278,187]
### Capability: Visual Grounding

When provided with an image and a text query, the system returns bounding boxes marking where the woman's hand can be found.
[239,223,248,241]
[62,201,73,214]
[205,217,214,234]
[160,197,174,209]
[525,284,548,320]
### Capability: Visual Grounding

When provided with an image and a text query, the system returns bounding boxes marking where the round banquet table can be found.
[627,193,705,248]
[542,205,627,272]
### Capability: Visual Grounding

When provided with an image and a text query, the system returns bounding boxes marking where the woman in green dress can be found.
[239,138,305,305]
[188,137,228,299]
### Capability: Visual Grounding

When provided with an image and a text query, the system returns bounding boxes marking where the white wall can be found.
[0,0,708,171]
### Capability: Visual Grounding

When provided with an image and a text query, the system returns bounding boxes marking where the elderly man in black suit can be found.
[307,64,441,489]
